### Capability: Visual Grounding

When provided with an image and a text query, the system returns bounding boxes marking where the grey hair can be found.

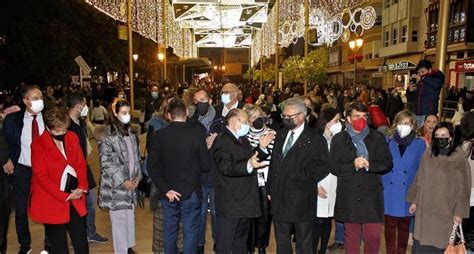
[283,97,307,115]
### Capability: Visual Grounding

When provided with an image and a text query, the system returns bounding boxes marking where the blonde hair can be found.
[243,104,264,118]
[388,110,418,136]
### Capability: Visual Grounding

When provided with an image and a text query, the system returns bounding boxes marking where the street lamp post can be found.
[158,52,165,84]
[349,38,364,87]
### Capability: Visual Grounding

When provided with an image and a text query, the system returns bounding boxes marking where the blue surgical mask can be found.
[237,123,250,137]
[221,93,231,105]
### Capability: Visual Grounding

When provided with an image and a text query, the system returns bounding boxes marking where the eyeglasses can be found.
[281,112,303,120]
[221,91,236,95]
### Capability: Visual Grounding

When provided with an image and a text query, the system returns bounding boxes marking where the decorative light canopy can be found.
[172,0,274,48]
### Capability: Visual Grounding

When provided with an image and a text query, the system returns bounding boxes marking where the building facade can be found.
[425,0,474,91]
[379,0,429,89]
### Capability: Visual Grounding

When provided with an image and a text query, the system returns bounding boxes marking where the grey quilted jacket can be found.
[96,125,142,211]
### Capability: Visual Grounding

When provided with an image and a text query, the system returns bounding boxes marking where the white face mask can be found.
[329,122,343,136]
[397,124,412,138]
[221,93,231,105]
[30,99,44,114]
[151,92,159,99]
[80,105,89,117]
[119,114,131,124]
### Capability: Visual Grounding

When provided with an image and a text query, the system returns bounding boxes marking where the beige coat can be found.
[407,148,471,249]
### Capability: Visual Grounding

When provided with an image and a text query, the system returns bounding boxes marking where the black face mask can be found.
[306,107,313,117]
[196,102,210,116]
[51,133,66,142]
[252,117,267,130]
[434,137,450,149]
[283,118,297,130]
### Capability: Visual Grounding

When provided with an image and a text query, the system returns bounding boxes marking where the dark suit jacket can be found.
[267,124,330,222]
[330,129,393,223]
[213,128,261,219]
[68,118,97,189]
[2,110,26,166]
[209,101,244,134]
[0,127,10,201]
[148,122,210,200]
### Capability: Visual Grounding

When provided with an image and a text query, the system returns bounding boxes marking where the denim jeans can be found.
[335,221,344,244]
[86,188,97,237]
[161,191,201,254]
[198,183,217,247]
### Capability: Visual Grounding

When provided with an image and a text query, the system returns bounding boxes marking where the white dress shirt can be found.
[282,123,305,154]
[222,101,239,117]
[18,111,45,167]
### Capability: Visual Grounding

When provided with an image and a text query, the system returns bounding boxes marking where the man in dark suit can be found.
[0,125,11,254]
[66,92,108,244]
[330,102,392,253]
[2,85,48,254]
[212,108,270,253]
[267,97,330,254]
[210,83,245,134]
[148,99,211,254]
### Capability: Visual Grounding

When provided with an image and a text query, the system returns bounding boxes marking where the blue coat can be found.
[383,137,425,217]
[406,69,444,116]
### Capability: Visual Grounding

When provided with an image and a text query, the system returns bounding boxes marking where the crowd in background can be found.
[0,58,473,254]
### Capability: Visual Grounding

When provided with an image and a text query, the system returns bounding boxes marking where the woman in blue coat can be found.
[383,110,425,254]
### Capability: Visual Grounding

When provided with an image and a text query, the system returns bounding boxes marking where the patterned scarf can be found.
[198,105,216,133]
[346,124,370,158]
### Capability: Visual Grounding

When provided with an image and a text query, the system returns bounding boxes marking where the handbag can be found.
[445,223,467,254]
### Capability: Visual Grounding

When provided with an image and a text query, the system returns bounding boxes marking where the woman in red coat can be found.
[29,107,89,254]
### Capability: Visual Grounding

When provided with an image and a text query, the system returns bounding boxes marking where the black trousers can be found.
[44,205,89,254]
[274,221,313,254]
[412,239,444,254]
[312,217,332,254]
[13,164,33,247]
[216,217,250,254]
[247,186,272,250]
[0,180,11,254]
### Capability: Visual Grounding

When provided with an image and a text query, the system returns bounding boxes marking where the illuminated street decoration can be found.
[84,0,197,58]
[172,0,273,48]
[309,5,377,46]
[278,0,304,48]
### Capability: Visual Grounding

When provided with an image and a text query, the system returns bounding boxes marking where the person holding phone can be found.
[406,60,444,128]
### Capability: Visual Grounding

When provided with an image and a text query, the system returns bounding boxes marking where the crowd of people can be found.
[0,59,473,254]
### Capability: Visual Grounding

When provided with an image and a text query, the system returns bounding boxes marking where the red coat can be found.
[368,105,389,128]
[29,131,88,224]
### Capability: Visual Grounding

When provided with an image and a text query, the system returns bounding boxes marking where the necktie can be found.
[32,115,39,140]
[282,131,294,158]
